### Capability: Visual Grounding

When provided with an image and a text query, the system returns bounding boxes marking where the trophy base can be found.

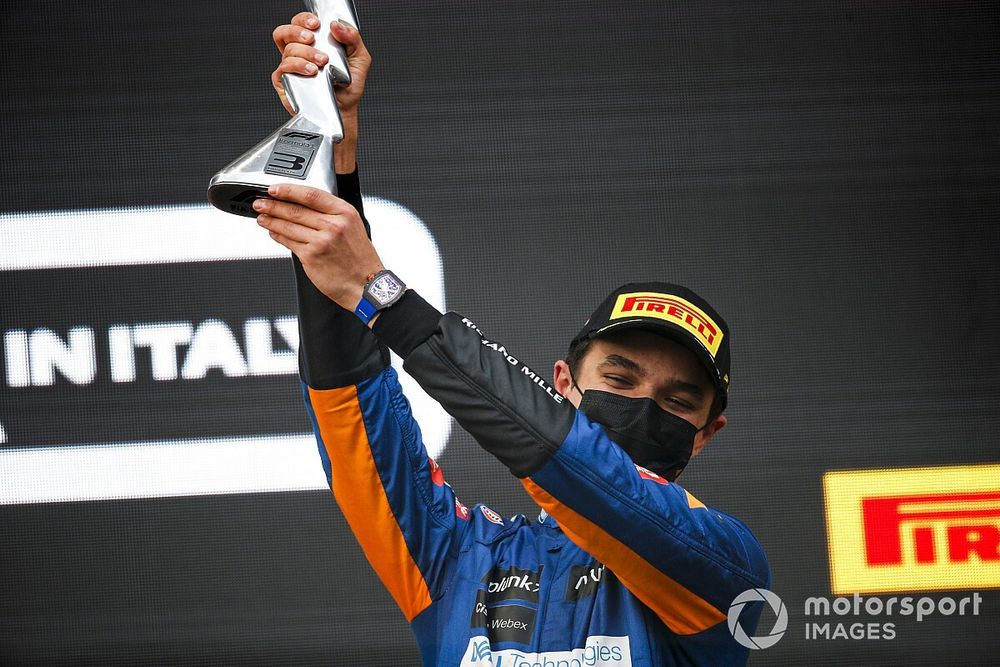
[207,125,338,219]
[207,181,273,218]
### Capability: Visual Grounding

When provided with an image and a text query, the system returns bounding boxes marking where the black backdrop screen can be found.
[1,1,998,665]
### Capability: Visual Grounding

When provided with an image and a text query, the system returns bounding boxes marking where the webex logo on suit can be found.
[0,199,449,504]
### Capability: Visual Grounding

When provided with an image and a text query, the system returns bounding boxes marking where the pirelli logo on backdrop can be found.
[609,292,723,357]
[824,464,1000,594]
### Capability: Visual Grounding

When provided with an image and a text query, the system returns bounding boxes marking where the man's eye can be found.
[604,375,632,387]
[665,397,693,411]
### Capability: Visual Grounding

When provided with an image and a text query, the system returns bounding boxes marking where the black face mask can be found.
[577,389,698,482]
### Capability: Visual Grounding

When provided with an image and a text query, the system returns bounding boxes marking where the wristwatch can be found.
[354,269,406,324]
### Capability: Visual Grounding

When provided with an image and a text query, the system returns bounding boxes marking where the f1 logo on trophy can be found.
[208,0,359,217]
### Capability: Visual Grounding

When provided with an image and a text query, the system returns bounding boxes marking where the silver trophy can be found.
[207,0,359,217]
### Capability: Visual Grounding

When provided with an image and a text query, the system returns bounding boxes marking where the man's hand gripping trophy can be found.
[207,0,364,217]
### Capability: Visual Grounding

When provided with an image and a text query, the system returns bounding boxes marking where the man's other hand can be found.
[254,184,384,312]
[271,12,372,121]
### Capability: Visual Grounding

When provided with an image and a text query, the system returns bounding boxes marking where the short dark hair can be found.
[564,336,726,423]
[565,337,594,380]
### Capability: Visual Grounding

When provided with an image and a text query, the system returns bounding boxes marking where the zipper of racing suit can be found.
[532,526,566,646]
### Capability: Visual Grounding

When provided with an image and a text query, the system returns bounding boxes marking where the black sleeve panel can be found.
[294,167,390,390]
[333,168,366,225]
[381,310,578,478]
[371,290,442,358]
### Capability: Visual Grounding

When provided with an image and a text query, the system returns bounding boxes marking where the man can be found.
[261,13,769,665]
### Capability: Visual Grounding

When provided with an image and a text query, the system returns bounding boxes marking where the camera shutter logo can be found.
[728,588,788,650]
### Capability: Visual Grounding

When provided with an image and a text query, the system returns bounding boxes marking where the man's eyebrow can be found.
[597,354,646,377]
[666,379,706,400]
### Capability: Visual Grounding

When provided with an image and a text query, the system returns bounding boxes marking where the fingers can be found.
[264,228,308,255]
[331,20,370,61]
[271,61,315,98]
[271,39,329,115]
[272,13,369,121]
[256,213,314,244]
[292,12,320,29]
[273,13,369,60]
[273,16,317,53]
[266,184,351,216]
[281,42,329,72]
[254,205,318,235]
[273,59,320,84]
[253,188,354,240]
[253,199,326,233]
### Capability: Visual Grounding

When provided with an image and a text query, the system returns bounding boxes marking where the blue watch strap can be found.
[354,297,378,324]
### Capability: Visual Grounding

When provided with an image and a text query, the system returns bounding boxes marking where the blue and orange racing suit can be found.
[295,171,770,666]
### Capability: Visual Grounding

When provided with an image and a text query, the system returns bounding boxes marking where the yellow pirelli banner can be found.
[823,464,1000,594]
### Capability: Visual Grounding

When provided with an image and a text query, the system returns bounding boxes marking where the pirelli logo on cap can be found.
[824,464,1000,594]
[610,292,723,358]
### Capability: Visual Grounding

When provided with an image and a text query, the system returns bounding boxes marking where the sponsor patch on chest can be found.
[566,563,607,601]
[460,635,632,666]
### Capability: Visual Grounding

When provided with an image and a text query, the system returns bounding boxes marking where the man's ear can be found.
[552,360,578,406]
[691,414,727,458]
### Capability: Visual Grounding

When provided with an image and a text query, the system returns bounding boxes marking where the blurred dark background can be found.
[1,1,998,664]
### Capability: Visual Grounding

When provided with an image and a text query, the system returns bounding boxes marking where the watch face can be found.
[369,273,403,306]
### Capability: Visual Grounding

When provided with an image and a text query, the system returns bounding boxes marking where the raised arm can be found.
[267,16,466,622]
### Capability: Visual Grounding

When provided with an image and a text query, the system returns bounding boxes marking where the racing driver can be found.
[262,13,770,666]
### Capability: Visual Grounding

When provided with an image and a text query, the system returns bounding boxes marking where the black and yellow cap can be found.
[571,282,731,407]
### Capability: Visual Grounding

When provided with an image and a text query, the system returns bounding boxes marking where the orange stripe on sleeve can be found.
[308,385,433,621]
[522,478,725,635]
